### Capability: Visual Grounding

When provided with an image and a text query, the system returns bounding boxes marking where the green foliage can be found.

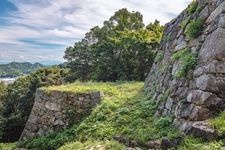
[0,67,68,142]
[185,18,204,39]
[155,117,172,129]
[59,140,125,150]
[210,111,225,136]
[0,62,44,78]
[172,48,197,78]
[64,9,164,82]
[18,82,180,149]
[0,142,16,150]
[187,0,198,14]
[177,136,222,150]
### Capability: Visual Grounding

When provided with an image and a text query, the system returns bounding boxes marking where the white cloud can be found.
[0,0,192,63]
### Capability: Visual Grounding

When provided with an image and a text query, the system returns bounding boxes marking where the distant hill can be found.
[0,62,45,78]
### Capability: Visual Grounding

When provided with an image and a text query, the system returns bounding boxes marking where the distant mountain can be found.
[39,60,63,66]
[0,62,45,78]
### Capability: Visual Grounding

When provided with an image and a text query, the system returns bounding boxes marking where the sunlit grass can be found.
[0,143,16,150]
[19,81,180,150]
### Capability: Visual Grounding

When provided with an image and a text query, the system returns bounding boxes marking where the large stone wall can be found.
[145,0,225,139]
[20,89,101,140]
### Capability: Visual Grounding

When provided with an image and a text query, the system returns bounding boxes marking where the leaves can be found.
[64,9,164,82]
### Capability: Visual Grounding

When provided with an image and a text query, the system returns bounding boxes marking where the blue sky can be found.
[0,0,191,64]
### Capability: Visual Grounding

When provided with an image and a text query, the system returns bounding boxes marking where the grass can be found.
[177,136,223,150]
[172,48,197,78]
[0,143,16,150]
[210,111,225,136]
[59,140,125,150]
[185,18,204,39]
[18,81,180,150]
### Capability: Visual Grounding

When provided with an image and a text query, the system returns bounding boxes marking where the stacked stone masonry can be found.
[144,0,225,139]
[20,89,101,140]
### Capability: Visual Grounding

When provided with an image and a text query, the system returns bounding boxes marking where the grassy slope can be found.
[17,81,225,150]
[18,82,179,150]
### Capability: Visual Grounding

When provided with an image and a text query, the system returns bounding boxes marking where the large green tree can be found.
[64,8,164,81]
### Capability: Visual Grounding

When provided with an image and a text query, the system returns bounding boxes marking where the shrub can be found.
[172,48,197,78]
[185,18,204,39]
[187,0,198,14]
[155,117,172,129]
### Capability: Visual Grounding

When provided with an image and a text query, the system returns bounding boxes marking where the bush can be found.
[185,18,204,39]
[172,48,197,78]
[187,0,198,14]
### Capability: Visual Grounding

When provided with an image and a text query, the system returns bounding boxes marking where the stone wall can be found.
[145,0,225,139]
[20,89,101,140]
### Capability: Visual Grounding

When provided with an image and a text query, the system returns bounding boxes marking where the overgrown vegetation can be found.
[172,48,197,78]
[18,82,180,149]
[177,136,223,150]
[64,8,164,82]
[0,67,68,142]
[0,142,16,150]
[187,0,198,14]
[210,111,225,136]
[185,18,204,39]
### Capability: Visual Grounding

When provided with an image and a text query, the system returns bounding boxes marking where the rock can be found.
[199,28,225,63]
[187,90,224,110]
[20,89,101,140]
[165,98,174,111]
[219,14,225,28]
[161,138,175,149]
[144,0,225,139]
[206,1,225,23]
[45,102,61,111]
[186,121,218,140]
[196,74,225,97]
[54,119,64,126]
[145,140,161,149]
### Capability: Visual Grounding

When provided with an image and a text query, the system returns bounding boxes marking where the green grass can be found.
[172,48,197,78]
[18,81,180,150]
[177,136,222,150]
[185,18,204,39]
[59,140,125,150]
[0,143,16,150]
[210,111,225,136]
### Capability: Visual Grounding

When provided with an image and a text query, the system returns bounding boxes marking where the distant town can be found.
[0,77,17,84]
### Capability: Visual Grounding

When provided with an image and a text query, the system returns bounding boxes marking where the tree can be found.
[64,9,164,82]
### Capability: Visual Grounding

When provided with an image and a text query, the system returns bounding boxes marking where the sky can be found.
[0,0,192,64]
